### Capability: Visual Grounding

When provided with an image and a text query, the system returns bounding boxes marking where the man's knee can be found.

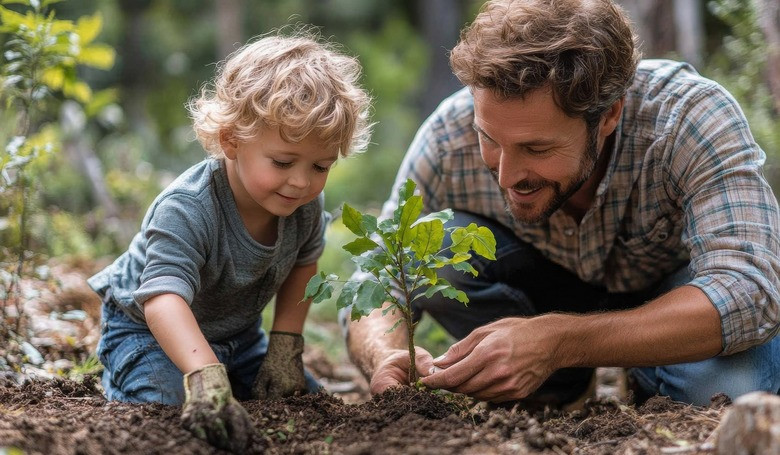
[632,339,780,406]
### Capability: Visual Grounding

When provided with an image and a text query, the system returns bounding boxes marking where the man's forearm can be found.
[551,285,723,369]
[346,301,409,380]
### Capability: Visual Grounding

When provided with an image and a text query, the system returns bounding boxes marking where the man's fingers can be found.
[420,352,481,390]
[414,347,435,377]
[432,331,484,369]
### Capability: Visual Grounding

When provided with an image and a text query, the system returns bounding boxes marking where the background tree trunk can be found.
[417,0,464,118]
[754,0,780,113]
[618,0,677,58]
[215,0,245,59]
[673,0,704,69]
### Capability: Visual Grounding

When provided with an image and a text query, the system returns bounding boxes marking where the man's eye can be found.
[477,132,496,145]
[272,160,292,168]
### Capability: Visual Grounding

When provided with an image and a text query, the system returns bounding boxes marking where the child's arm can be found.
[271,262,316,333]
[143,293,219,373]
[253,262,317,399]
[145,294,253,451]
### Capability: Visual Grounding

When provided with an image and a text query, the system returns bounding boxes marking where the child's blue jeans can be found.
[412,210,780,406]
[97,297,320,405]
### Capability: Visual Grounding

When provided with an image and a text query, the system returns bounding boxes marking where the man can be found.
[342,0,780,407]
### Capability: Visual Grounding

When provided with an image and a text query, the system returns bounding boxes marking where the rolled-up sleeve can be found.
[133,194,211,310]
[669,84,780,354]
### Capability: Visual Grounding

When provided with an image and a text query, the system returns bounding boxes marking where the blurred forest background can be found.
[1,0,779,363]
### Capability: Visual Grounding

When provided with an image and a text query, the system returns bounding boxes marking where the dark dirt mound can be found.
[0,376,725,454]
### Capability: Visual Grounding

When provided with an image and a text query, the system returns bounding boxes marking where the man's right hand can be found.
[181,363,254,453]
[369,347,435,394]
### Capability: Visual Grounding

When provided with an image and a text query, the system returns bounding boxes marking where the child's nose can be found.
[288,171,310,189]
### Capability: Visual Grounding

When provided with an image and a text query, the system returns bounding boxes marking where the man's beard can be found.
[499,129,599,224]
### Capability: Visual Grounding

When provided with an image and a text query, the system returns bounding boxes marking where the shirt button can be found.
[564,228,575,236]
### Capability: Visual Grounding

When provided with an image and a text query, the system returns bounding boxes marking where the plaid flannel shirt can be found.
[379,59,780,355]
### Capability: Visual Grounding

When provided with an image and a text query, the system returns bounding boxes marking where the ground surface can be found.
[0,262,729,454]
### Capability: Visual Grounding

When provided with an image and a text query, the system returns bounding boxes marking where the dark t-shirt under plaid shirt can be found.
[381,59,780,356]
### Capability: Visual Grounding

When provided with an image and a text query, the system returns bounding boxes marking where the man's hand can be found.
[369,346,435,394]
[253,331,307,399]
[420,317,559,402]
[181,363,253,453]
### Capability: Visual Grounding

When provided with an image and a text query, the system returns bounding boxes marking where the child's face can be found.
[222,126,338,220]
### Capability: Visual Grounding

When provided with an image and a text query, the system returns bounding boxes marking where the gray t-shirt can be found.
[88,158,328,341]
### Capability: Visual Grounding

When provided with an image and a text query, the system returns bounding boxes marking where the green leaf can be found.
[449,252,472,264]
[63,79,91,103]
[398,178,417,201]
[451,261,478,276]
[360,213,378,235]
[342,237,379,255]
[471,225,497,260]
[411,219,444,259]
[420,266,438,285]
[351,255,384,273]
[449,227,472,254]
[303,272,330,303]
[84,88,118,117]
[423,284,451,299]
[385,317,404,334]
[77,44,115,69]
[336,280,359,310]
[352,280,388,319]
[393,179,417,224]
[75,12,102,44]
[412,209,453,227]
[341,203,365,235]
[398,195,422,246]
[424,278,470,304]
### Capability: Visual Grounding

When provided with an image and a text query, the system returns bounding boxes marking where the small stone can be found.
[716,391,780,455]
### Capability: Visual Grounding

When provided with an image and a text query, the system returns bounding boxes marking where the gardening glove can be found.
[252,331,306,399]
[181,363,253,453]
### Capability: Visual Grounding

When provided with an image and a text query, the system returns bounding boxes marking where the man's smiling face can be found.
[473,87,600,223]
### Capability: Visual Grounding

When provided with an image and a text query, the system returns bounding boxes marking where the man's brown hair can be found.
[450,0,640,125]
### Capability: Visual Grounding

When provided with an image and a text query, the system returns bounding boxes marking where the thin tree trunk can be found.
[417,0,463,118]
[618,0,676,58]
[673,0,704,69]
[215,0,244,59]
[754,0,780,113]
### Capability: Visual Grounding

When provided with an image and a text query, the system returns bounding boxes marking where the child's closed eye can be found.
[272,160,293,169]
[313,163,331,173]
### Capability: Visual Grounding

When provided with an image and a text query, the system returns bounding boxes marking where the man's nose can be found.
[497,151,527,189]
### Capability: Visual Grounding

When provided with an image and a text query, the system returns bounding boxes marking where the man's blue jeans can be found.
[412,211,780,406]
[97,297,319,405]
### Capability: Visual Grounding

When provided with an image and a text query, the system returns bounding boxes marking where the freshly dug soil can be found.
[0,375,727,454]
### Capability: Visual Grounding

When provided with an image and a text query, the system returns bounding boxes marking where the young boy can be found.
[88,32,372,451]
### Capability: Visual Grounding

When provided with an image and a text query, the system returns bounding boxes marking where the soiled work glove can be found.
[252,331,306,399]
[181,363,253,453]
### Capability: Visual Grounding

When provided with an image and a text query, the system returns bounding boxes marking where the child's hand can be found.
[181,363,254,452]
[253,331,307,399]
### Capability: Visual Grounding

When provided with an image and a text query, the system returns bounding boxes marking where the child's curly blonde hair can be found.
[188,31,372,158]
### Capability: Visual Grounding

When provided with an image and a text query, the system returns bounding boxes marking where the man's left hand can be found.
[420,317,558,402]
[253,331,307,399]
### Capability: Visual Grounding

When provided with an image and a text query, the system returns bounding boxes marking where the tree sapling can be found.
[304,179,496,384]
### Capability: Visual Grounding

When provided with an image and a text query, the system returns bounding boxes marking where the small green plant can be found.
[305,179,496,384]
[0,0,115,339]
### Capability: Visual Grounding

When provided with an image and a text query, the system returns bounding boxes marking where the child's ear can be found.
[219,129,239,159]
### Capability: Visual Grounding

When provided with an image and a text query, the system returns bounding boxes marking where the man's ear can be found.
[599,97,625,139]
[219,129,239,159]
